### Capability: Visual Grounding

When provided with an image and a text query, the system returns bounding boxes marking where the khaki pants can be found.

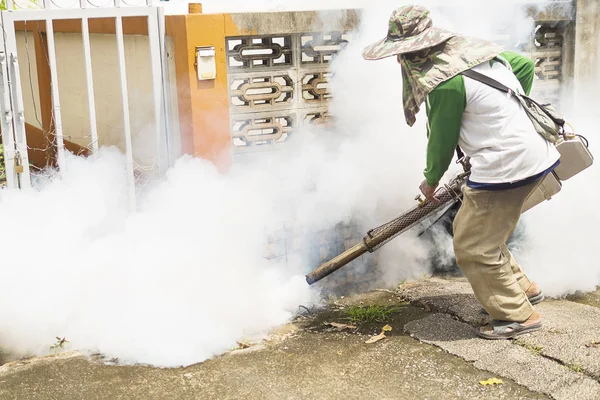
[452,180,541,322]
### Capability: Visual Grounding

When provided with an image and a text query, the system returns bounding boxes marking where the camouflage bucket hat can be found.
[362,5,456,60]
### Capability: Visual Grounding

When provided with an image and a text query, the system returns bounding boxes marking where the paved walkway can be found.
[0,279,598,400]
[399,278,600,400]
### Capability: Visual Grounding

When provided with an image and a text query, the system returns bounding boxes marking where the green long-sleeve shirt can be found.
[423,51,535,186]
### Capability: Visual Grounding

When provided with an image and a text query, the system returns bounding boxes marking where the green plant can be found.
[567,363,584,373]
[343,305,396,324]
[514,339,544,355]
[0,0,39,11]
[50,337,69,354]
[0,0,15,10]
[0,144,5,183]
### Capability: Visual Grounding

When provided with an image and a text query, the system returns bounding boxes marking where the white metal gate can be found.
[0,0,173,210]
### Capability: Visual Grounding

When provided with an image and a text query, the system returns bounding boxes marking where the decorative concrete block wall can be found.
[221,11,369,293]
[226,31,350,155]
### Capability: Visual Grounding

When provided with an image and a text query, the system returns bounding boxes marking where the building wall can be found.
[575,0,600,90]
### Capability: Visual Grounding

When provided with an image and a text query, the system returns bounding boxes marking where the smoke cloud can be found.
[0,0,596,368]
[0,148,315,367]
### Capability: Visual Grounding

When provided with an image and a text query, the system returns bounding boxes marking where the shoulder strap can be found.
[461,69,517,97]
[455,146,464,160]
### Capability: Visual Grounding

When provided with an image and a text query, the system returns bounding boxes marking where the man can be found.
[362,5,560,339]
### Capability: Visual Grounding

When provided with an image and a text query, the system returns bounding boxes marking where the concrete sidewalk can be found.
[0,279,598,400]
[398,278,600,400]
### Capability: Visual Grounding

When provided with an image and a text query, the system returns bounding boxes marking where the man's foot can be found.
[480,282,544,315]
[476,311,542,340]
[525,282,545,305]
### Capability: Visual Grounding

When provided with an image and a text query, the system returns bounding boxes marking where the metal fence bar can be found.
[9,51,32,187]
[1,12,31,188]
[146,7,166,173]
[44,18,67,175]
[2,3,169,200]
[6,7,153,22]
[0,48,17,188]
[80,0,99,153]
[114,9,137,211]
[157,5,175,166]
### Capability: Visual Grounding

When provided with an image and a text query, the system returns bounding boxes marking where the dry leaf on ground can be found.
[365,332,386,344]
[479,378,503,386]
[324,322,357,331]
[365,325,393,344]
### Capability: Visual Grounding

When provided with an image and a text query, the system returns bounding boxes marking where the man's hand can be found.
[419,180,440,203]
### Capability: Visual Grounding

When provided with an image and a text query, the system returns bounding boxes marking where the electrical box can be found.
[196,46,216,81]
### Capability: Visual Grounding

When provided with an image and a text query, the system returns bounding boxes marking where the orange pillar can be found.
[167,12,236,173]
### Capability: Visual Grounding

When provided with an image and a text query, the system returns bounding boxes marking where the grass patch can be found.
[343,305,397,324]
[514,339,544,355]
[567,363,584,373]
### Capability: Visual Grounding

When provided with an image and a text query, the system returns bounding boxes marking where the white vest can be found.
[460,60,560,184]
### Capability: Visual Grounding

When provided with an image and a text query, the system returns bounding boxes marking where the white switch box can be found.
[196,46,216,81]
